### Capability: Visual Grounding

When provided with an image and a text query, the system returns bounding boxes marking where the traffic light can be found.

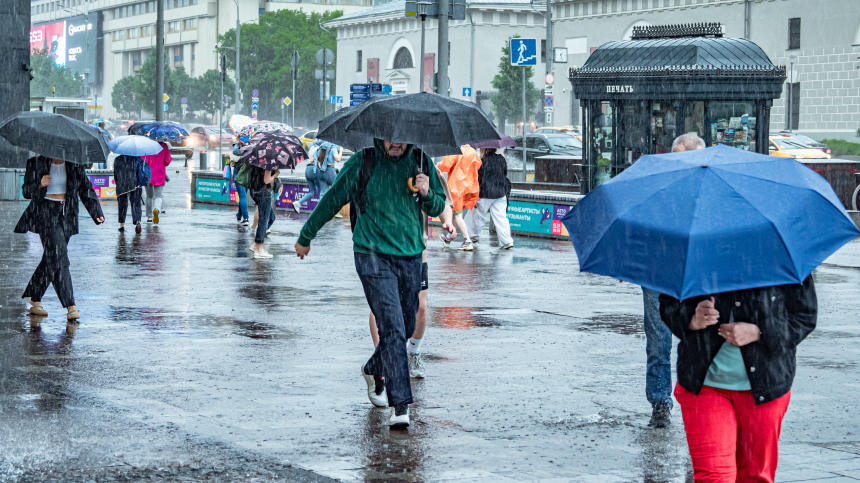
[220,55,227,82]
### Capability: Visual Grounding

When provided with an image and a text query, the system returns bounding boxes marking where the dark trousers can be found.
[117,188,142,225]
[23,206,75,307]
[251,189,274,244]
[355,252,422,407]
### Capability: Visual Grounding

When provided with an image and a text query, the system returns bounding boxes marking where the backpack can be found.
[135,157,151,187]
[349,147,428,232]
[234,163,252,189]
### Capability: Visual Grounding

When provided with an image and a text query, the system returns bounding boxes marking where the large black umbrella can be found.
[325,93,500,156]
[0,111,108,165]
[317,105,373,152]
[240,132,308,170]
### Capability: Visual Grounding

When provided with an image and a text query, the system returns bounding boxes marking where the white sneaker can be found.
[292,201,301,214]
[458,240,474,251]
[438,234,451,248]
[470,236,480,244]
[500,242,514,250]
[389,407,410,428]
[253,248,273,258]
[266,228,272,234]
[241,219,250,226]
[408,353,425,379]
[334,213,343,219]
[361,365,388,408]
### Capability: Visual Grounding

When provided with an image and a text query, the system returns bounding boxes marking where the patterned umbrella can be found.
[240,132,308,170]
[137,121,189,143]
[238,121,292,139]
[228,114,254,135]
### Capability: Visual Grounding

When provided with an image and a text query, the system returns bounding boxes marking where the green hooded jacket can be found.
[297,139,447,257]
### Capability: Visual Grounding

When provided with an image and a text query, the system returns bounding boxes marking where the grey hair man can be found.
[644,133,705,429]
[671,133,706,152]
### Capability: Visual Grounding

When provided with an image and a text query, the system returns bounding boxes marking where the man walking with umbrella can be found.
[295,138,449,428]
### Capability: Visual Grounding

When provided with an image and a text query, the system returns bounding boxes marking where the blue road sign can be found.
[511,38,538,66]
[350,101,363,107]
[251,102,260,110]
[351,84,370,94]
[180,97,188,104]
[252,89,260,97]
[382,84,393,93]
[350,92,370,101]
[462,87,472,97]
[163,103,169,111]
[544,96,553,107]
[371,83,383,93]
[329,96,343,104]
[371,93,390,98]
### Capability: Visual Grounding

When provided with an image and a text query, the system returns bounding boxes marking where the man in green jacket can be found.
[295,138,450,428]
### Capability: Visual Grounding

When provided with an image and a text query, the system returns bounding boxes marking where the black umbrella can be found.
[240,132,308,170]
[317,105,373,152]
[0,111,108,165]
[336,93,500,155]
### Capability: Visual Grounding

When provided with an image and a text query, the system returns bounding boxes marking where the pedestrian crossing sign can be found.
[511,39,537,66]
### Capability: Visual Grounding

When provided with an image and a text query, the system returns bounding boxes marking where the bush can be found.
[820,139,860,158]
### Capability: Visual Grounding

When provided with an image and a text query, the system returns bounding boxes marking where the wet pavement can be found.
[1,161,859,482]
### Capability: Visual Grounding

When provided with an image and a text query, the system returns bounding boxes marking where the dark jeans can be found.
[355,252,422,407]
[251,189,274,244]
[117,187,142,225]
[23,203,75,307]
[643,287,673,408]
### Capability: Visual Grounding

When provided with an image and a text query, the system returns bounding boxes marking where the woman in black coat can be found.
[659,277,817,481]
[469,148,514,249]
[113,154,143,233]
[15,156,105,321]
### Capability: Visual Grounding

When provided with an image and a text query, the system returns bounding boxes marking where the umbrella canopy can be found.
[228,114,254,135]
[471,134,516,150]
[137,121,189,143]
[331,93,500,155]
[240,132,308,170]
[0,111,108,165]
[127,120,154,135]
[238,121,292,139]
[562,145,859,300]
[91,118,112,126]
[108,135,164,156]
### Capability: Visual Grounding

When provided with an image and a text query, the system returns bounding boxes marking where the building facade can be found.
[30,0,371,120]
[331,0,860,140]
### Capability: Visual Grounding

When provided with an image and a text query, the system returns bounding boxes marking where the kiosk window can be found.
[709,101,757,152]
[650,101,677,154]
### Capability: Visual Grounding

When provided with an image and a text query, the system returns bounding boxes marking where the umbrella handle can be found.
[407,177,420,193]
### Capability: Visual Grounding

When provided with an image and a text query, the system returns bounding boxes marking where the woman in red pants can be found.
[660,277,817,482]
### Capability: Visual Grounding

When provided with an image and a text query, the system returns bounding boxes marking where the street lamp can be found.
[232,0,241,114]
[417,2,431,93]
[788,55,797,132]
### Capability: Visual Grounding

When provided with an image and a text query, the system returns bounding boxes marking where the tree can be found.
[30,49,84,98]
[111,75,143,118]
[219,9,343,127]
[490,36,541,130]
[191,69,235,124]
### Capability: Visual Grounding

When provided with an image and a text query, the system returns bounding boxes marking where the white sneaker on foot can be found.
[253,248,273,258]
[439,234,451,248]
[458,240,474,251]
[361,365,388,408]
[499,242,514,250]
[408,353,425,379]
[389,407,410,428]
[292,201,301,214]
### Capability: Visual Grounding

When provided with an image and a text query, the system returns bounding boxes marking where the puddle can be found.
[430,307,502,330]
[107,307,295,340]
[576,313,644,337]
[798,357,857,371]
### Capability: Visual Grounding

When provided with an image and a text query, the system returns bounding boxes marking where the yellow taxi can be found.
[768,136,831,159]
[534,126,582,140]
[299,130,317,149]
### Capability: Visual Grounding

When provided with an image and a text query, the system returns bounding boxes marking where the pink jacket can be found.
[143,142,172,185]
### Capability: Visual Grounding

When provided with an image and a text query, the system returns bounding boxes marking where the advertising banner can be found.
[276,184,319,211]
[196,178,231,202]
[506,201,574,236]
[31,14,99,81]
[88,175,116,198]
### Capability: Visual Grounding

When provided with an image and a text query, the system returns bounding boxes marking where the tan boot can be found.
[67,307,80,321]
[28,302,48,316]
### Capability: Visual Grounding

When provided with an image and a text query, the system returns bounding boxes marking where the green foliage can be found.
[110,48,235,123]
[30,49,84,98]
[821,139,860,158]
[490,36,541,126]
[219,9,342,127]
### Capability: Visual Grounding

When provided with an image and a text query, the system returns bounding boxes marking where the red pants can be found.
[674,384,791,483]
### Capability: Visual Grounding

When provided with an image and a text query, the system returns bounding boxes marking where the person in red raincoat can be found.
[437,145,481,250]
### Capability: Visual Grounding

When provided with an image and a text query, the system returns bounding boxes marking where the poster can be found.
[276,184,318,211]
[88,175,116,198]
[196,178,231,202]
[506,201,575,237]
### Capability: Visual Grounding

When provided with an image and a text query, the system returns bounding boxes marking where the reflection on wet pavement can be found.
[1,165,859,481]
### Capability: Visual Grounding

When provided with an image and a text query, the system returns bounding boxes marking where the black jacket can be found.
[113,154,139,195]
[477,153,511,200]
[659,276,817,404]
[15,156,104,236]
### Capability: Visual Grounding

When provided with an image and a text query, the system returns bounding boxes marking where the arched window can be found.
[393,47,414,69]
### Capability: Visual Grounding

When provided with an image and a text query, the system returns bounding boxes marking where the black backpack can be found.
[349,147,429,232]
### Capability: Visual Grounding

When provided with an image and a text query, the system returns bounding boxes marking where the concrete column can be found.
[0,0,31,167]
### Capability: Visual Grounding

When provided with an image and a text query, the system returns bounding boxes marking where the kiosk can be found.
[569,23,786,193]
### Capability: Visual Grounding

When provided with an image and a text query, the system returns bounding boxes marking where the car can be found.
[300,130,317,149]
[534,126,582,140]
[773,132,831,155]
[506,133,583,170]
[768,136,831,159]
[189,126,234,150]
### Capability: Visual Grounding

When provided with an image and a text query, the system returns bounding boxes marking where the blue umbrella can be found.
[108,135,164,156]
[562,144,859,300]
[138,121,188,143]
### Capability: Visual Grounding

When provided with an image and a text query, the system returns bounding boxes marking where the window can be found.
[392,47,413,69]
[112,29,126,41]
[128,27,139,38]
[788,18,801,50]
[182,18,197,30]
[132,51,142,72]
[168,21,181,33]
[787,82,800,130]
[357,50,362,72]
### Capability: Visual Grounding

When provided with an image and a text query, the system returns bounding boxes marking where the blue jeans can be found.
[643,287,673,408]
[251,189,274,244]
[297,177,329,207]
[355,252,422,407]
[235,183,249,221]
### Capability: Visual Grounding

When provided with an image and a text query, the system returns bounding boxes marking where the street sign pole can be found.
[522,67,526,136]
[155,0,164,122]
[291,50,299,127]
[438,0,449,97]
